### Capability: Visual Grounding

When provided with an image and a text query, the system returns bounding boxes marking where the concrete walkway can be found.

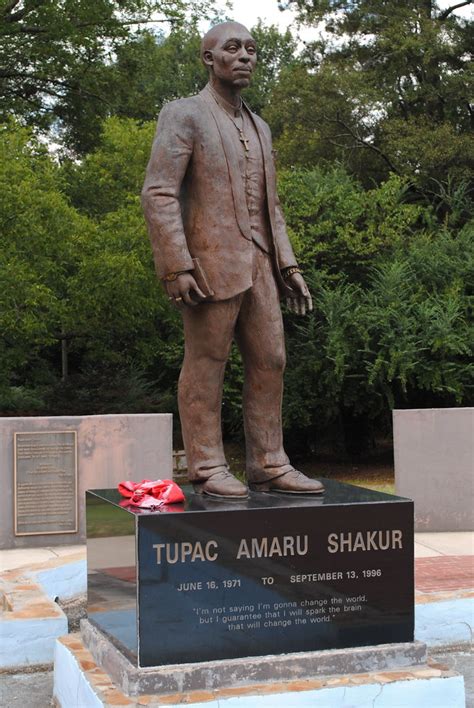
[0,544,84,572]
[414,532,474,558]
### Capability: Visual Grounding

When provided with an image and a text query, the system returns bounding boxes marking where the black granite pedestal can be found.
[86,480,413,669]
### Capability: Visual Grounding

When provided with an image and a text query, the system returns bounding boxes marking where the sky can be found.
[217,0,297,31]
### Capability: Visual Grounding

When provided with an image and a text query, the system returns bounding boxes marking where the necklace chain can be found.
[208,86,250,156]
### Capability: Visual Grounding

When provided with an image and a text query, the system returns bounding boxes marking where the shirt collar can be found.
[206,83,243,118]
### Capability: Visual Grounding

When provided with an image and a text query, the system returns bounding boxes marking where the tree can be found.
[0,121,93,389]
[242,21,299,114]
[0,118,184,414]
[0,0,214,153]
[62,116,156,216]
[267,0,473,189]
[277,166,433,280]
[104,25,206,123]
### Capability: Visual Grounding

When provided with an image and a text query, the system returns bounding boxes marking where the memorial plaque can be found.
[14,431,77,536]
[86,481,414,668]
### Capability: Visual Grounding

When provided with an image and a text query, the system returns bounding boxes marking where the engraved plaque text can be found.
[14,431,78,536]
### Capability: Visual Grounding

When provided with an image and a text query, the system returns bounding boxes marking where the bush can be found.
[280,170,473,451]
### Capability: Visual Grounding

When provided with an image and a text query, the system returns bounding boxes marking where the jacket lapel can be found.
[199,88,252,241]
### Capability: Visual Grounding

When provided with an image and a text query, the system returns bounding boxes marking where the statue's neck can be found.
[208,76,241,109]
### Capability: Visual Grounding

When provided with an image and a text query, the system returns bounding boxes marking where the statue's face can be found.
[204,24,257,88]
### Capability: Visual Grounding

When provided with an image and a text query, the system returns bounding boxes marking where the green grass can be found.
[332,478,395,494]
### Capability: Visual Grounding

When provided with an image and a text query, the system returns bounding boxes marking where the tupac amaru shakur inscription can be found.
[142,22,323,498]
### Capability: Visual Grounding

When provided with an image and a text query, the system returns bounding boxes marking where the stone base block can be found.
[86,482,414,667]
[81,618,427,696]
[54,632,466,708]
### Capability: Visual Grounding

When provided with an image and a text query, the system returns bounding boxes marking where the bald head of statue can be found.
[201,21,257,88]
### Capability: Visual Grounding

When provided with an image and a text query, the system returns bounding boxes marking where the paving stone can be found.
[416,555,474,592]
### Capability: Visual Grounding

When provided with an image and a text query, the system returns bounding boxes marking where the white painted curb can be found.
[53,638,466,708]
[54,639,102,708]
[0,615,68,668]
[30,559,86,602]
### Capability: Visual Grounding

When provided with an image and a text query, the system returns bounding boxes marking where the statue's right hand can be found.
[165,273,206,307]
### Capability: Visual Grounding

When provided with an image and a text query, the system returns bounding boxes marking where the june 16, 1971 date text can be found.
[177,579,242,592]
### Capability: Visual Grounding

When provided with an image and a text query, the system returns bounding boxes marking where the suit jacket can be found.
[141,86,297,301]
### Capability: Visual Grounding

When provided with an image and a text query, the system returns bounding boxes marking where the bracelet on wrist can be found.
[162,270,189,282]
[281,266,302,281]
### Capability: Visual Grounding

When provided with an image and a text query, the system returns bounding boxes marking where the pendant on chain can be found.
[239,130,250,155]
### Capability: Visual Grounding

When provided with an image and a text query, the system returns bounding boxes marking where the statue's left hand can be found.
[285,273,313,316]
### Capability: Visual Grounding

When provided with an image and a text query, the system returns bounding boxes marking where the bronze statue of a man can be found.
[142,21,324,498]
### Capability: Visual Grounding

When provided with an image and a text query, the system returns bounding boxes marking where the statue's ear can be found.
[202,50,214,69]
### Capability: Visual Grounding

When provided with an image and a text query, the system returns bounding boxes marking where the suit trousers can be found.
[178,244,290,482]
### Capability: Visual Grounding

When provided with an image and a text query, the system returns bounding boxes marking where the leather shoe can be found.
[249,467,324,495]
[193,466,249,499]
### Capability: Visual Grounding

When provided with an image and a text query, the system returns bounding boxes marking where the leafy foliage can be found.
[63,117,156,216]
[0,122,91,384]
[268,0,473,189]
[104,25,207,123]
[277,167,432,279]
[0,120,180,414]
[0,0,214,152]
[281,174,473,448]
